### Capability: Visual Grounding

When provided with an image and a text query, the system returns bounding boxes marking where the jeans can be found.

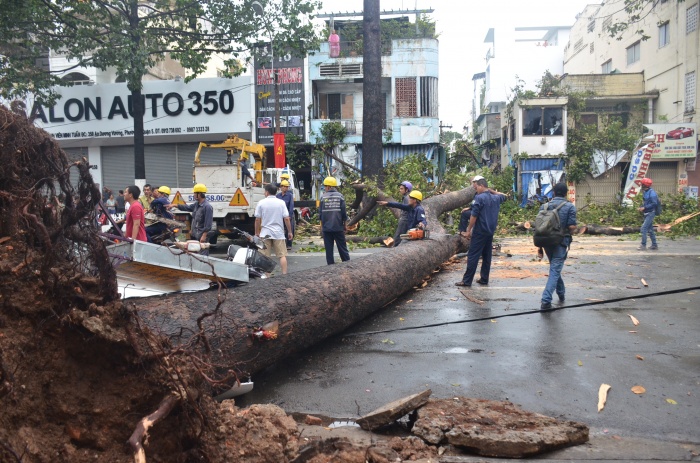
[640,212,657,247]
[541,244,568,304]
[461,232,493,285]
[323,230,350,264]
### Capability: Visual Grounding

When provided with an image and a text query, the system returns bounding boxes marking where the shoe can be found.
[476,279,488,285]
[649,245,658,250]
[637,245,646,250]
[557,294,565,303]
[455,282,471,287]
[540,302,552,310]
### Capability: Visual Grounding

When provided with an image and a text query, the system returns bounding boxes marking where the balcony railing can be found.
[327,40,393,58]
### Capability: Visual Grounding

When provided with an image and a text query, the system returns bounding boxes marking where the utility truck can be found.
[169,135,299,243]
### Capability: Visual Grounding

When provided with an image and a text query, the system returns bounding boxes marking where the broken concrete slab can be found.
[411,397,588,458]
[356,389,432,431]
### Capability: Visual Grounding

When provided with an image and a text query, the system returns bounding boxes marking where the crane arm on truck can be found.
[194,135,267,167]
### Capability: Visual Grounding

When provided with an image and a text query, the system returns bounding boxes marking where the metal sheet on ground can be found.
[117,262,216,299]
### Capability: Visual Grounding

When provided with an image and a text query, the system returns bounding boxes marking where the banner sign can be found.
[622,143,654,204]
[273,133,286,168]
[254,43,305,145]
[643,123,697,158]
[29,77,252,141]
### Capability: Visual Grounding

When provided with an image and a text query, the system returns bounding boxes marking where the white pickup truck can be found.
[168,135,300,243]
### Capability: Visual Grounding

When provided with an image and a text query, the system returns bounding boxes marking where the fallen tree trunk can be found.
[579,224,641,235]
[347,184,400,225]
[133,187,476,379]
[345,235,388,244]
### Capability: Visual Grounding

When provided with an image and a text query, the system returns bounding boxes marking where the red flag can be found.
[273,133,286,168]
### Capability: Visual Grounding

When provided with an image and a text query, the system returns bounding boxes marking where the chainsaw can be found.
[400,228,430,240]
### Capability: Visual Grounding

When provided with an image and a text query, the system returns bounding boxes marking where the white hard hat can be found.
[471,175,485,182]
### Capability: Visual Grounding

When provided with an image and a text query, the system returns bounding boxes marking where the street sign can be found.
[229,188,249,206]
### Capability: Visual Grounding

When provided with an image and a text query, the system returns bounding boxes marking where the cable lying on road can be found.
[344,285,700,337]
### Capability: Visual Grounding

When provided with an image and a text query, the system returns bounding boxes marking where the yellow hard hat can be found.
[280,180,290,186]
[281,173,290,179]
[323,176,338,187]
[193,183,207,193]
[158,186,171,195]
[409,190,423,201]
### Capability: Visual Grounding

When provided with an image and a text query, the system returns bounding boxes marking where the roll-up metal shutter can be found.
[573,165,623,208]
[177,143,199,188]
[101,146,135,194]
[646,161,678,195]
[144,144,178,190]
[62,147,89,189]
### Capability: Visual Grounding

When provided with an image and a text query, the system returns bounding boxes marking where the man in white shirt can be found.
[254,184,293,274]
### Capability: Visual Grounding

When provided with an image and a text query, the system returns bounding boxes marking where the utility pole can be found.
[439,120,452,143]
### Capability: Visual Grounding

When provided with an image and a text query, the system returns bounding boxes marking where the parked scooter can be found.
[226,227,276,278]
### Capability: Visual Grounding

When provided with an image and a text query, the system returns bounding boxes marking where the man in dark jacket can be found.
[167,183,213,255]
[319,176,350,265]
[538,182,577,310]
[276,180,295,249]
[392,181,413,246]
[455,178,507,287]
[377,190,427,238]
[637,177,659,251]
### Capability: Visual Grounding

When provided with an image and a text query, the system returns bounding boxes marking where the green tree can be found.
[0,0,322,183]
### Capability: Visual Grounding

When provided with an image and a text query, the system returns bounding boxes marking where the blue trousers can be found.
[640,212,657,247]
[323,230,350,264]
[393,217,410,246]
[541,244,568,304]
[458,210,471,232]
[461,232,493,285]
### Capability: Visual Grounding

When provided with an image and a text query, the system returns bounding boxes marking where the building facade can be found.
[563,1,700,194]
[308,27,442,179]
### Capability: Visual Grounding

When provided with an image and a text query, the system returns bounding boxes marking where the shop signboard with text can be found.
[643,123,697,158]
[29,77,252,142]
[253,43,305,145]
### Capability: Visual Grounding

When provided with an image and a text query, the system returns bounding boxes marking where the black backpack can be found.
[533,201,568,247]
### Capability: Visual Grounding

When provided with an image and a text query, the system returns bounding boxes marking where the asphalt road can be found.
[228,235,700,447]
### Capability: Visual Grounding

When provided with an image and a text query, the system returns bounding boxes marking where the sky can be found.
[316,0,594,132]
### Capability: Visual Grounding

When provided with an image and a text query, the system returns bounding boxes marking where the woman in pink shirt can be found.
[329,29,340,58]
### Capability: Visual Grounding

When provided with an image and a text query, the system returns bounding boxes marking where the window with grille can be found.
[602,16,612,32]
[626,41,641,65]
[588,19,596,32]
[396,77,417,117]
[602,59,613,74]
[659,22,670,47]
[685,71,696,113]
[589,43,595,53]
[687,3,698,34]
[419,77,438,117]
[574,38,585,53]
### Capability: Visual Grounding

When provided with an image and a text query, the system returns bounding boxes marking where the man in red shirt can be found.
[124,185,147,242]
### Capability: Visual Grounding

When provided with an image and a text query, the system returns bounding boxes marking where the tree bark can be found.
[579,224,642,235]
[361,0,383,185]
[347,185,401,226]
[133,187,476,378]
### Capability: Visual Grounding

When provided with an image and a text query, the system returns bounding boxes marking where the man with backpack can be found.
[637,178,660,251]
[534,183,577,310]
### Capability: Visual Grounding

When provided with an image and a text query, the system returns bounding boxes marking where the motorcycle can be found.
[226,227,277,278]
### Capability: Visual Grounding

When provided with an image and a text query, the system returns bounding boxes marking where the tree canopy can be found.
[0,0,322,102]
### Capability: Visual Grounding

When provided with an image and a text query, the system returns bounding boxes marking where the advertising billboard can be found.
[642,123,697,158]
[253,43,305,145]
